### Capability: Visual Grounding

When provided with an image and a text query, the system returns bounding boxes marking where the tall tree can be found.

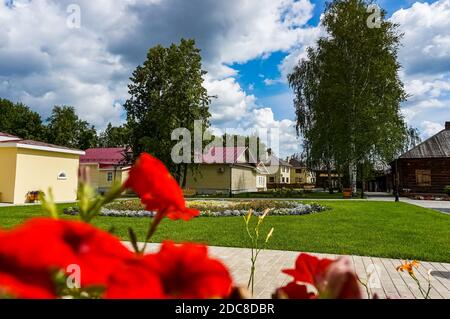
[289,0,408,197]
[98,123,130,147]
[0,98,46,140]
[124,39,211,186]
[46,106,98,150]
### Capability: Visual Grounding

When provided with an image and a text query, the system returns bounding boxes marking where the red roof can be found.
[202,146,247,164]
[80,148,129,165]
[0,132,19,138]
[0,131,21,141]
[0,132,83,154]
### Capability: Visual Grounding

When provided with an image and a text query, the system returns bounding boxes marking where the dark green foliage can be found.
[289,0,409,191]
[46,106,98,150]
[124,39,211,185]
[98,123,130,147]
[0,98,46,140]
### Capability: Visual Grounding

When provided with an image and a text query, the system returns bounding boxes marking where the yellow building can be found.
[79,148,131,195]
[288,158,316,185]
[266,155,292,184]
[0,132,84,204]
[184,147,268,195]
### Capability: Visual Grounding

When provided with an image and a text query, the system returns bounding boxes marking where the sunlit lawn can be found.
[0,201,449,262]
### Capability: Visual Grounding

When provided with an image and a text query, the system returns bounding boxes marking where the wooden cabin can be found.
[392,122,450,195]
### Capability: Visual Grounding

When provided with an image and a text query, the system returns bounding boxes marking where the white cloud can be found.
[420,120,444,137]
[0,0,128,127]
[0,0,316,145]
[390,0,450,139]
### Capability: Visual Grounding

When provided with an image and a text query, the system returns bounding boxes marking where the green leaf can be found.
[128,227,140,253]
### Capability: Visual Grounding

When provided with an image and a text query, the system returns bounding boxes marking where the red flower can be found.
[0,272,55,299]
[125,153,199,221]
[144,241,233,299]
[278,253,362,299]
[283,253,334,286]
[104,257,164,299]
[0,218,134,297]
[322,257,362,299]
[274,282,316,299]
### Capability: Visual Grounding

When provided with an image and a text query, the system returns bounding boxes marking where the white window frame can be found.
[57,171,67,180]
[107,171,114,182]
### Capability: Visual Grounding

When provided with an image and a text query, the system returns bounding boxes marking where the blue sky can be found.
[1,0,450,157]
[231,0,439,122]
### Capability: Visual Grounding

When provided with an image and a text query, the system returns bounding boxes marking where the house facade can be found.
[0,132,84,204]
[288,158,316,185]
[266,155,292,184]
[392,122,450,194]
[184,147,268,195]
[79,148,131,194]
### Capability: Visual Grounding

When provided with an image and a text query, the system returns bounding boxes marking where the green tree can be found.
[46,106,98,150]
[98,123,130,147]
[289,0,408,197]
[0,98,46,140]
[124,39,211,186]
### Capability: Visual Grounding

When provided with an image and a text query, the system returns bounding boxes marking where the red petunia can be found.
[0,218,134,298]
[0,272,55,299]
[274,282,316,299]
[322,257,362,299]
[104,257,164,299]
[278,253,362,299]
[283,253,334,286]
[144,241,233,299]
[125,153,199,221]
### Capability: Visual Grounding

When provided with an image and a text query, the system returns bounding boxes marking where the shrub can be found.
[445,186,450,196]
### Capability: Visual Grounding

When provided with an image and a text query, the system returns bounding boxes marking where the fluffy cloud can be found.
[390,0,450,139]
[0,0,128,126]
[1,0,314,157]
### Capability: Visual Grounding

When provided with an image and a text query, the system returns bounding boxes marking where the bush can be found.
[444,186,450,196]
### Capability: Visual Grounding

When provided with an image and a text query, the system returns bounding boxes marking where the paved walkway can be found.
[123,243,450,299]
[366,192,450,214]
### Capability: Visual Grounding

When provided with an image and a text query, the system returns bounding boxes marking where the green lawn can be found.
[0,201,449,262]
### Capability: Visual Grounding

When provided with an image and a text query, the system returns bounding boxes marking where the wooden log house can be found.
[392,122,450,195]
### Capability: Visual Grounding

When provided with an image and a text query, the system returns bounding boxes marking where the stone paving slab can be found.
[123,242,450,299]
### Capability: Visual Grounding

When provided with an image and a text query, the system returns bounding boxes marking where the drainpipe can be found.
[229,164,233,198]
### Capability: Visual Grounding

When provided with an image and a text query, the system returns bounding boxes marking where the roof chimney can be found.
[446,122,450,130]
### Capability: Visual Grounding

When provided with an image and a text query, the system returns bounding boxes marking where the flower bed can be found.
[64,200,329,218]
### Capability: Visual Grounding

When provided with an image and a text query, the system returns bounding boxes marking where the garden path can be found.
[123,242,450,299]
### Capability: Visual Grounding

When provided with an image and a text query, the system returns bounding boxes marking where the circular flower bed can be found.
[64,200,329,218]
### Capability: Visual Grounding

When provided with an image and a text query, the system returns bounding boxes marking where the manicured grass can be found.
[0,201,449,262]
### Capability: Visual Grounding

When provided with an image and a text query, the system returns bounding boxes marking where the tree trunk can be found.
[327,162,334,194]
[360,163,365,199]
[176,164,183,185]
[181,163,188,188]
[349,162,357,194]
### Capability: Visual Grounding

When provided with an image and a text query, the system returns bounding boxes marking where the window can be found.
[107,172,113,182]
[416,170,431,186]
[286,178,289,183]
[57,172,67,180]
[296,177,301,183]
[269,177,275,183]
[282,177,285,183]
[257,176,266,187]
[296,169,302,173]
